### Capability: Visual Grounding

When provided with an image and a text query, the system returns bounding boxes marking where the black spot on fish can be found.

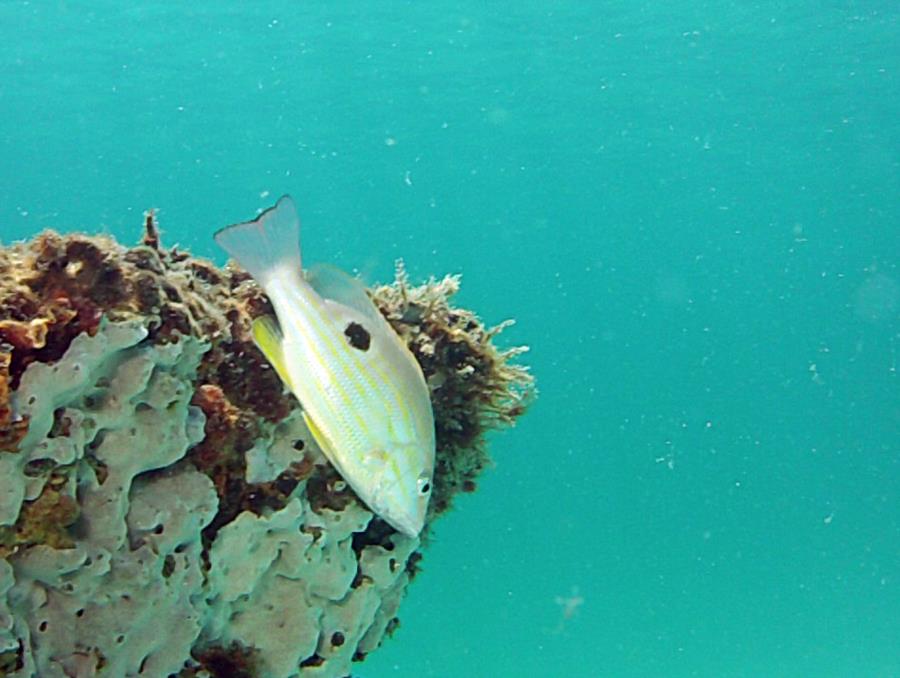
[344,322,371,351]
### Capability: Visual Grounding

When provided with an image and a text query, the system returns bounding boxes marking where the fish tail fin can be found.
[214,195,301,285]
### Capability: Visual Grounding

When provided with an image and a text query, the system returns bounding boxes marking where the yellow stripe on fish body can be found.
[279,281,431,522]
[215,196,435,537]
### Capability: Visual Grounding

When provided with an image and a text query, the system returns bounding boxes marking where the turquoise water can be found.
[2,2,898,676]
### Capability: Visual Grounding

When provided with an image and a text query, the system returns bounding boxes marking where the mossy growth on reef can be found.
[0,211,532,678]
[371,267,533,521]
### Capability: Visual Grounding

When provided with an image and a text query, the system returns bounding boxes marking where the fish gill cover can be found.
[0,211,533,678]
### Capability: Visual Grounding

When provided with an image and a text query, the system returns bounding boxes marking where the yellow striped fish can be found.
[215,196,435,537]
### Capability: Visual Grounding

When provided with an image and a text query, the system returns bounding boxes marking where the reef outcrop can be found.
[0,212,532,678]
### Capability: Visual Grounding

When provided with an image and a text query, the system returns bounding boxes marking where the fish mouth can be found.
[377,496,423,537]
[376,488,424,537]
[384,512,423,538]
[369,466,426,537]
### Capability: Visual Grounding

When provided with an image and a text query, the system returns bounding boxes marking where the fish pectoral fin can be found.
[251,315,292,388]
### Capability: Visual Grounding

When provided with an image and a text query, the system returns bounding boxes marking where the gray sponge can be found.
[1,321,416,677]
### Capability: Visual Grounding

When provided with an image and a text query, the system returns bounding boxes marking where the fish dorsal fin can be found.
[305,263,385,328]
[251,315,292,388]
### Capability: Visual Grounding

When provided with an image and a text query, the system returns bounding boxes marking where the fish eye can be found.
[417,476,431,496]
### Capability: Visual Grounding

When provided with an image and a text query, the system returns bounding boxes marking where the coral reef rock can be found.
[0,216,532,678]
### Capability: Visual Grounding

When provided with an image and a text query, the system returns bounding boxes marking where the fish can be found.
[214,196,435,537]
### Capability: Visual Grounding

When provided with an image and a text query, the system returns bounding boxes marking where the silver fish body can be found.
[215,196,435,536]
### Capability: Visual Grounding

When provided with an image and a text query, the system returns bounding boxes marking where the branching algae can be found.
[0,207,533,678]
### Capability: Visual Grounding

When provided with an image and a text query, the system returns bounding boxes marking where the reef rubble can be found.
[0,212,532,678]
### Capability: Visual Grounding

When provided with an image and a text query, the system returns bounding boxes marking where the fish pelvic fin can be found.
[215,195,301,285]
[251,315,292,388]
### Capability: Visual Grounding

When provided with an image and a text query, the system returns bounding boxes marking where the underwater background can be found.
[0,2,897,676]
